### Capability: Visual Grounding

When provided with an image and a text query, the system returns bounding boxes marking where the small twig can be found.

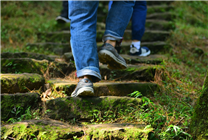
[176,117,184,126]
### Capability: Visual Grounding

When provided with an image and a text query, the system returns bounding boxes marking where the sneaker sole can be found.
[76,87,94,97]
[139,50,151,56]
[98,50,127,69]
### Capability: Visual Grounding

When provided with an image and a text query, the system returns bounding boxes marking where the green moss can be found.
[1,123,84,140]
[45,97,142,121]
[190,71,208,139]
[1,93,41,121]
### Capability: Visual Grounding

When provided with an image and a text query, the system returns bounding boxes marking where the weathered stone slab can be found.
[1,52,60,61]
[99,64,160,81]
[1,73,45,93]
[146,12,176,20]
[1,119,152,140]
[48,79,159,97]
[25,42,70,55]
[190,72,208,140]
[121,54,167,64]
[97,41,170,54]
[1,58,49,74]
[98,20,175,31]
[145,20,175,31]
[147,1,173,5]
[147,5,174,14]
[63,52,166,64]
[99,30,170,42]
[1,93,41,121]
[45,96,142,121]
[1,58,76,78]
[37,29,170,43]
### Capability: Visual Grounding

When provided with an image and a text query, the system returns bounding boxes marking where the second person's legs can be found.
[99,1,135,69]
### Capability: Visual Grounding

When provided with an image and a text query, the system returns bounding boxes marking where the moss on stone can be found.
[1,93,41,121]
[1,73,45,93]
[45,96,142,121]
[1,120,84,140]
[190,71,208,140]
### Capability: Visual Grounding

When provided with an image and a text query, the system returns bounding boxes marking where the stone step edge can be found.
[1,119,153,139]
[47,80,160,97]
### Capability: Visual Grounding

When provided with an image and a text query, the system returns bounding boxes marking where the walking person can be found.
[68,1,135,97]
[109,1,151,56]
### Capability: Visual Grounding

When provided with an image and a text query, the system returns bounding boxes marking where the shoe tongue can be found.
[82,78,91,83]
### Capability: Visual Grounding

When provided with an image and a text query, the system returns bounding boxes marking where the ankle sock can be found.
[131,41,141,50]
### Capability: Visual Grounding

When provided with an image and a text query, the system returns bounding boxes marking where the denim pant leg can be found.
[103,1,135,42]
[60,1,69,18]
[68,1,101,81]
[132,1,147,41]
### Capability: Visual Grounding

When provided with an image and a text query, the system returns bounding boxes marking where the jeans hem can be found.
[77,68,101,81]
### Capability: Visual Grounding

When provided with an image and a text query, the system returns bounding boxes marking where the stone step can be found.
[1,52,61,61]
[1,73,45,93]
[48,79,159,97]
[97,20,175,31]
[106,41,170,54]
[99,64,161,81]
[1,119,152,139]
[26,42,70,55]
[1,58,76,78]
[25,40,168,55]
[64,52,167,65]
[45,96,143,121]
[1,57,163,81]
[146,12,176,20]
[1,93,41,121]
[37,29,170,43]
[147,5,174,14]
[1,52,166,65]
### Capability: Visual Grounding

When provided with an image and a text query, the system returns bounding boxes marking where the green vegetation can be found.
[1,1,208,139]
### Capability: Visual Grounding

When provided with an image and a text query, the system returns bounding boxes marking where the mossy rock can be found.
[147,1,173,5]
[146,12,176,20]
[1,119,84,140]
[1,73,45,93]
[100,64,162,81]
[1,93,41,121]
[45,96,142,121]
[37,29,170,43]
[147,5,174,14]
[1,119,153,140]
[48,79,159,97]
[1,58,76,78]
[25,42,71,55]
[1,58,49,75]
[1,52,59,61]
[84,123,153,140]
[97,41,170,54]
[190,72,208,140]
[97,20,174,31]
[63,52,166,65]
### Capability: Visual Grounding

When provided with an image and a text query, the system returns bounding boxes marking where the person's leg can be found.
[99,1,135,69]
[130,1,150,56]
[68,1,101,97]
[56,1,71,23]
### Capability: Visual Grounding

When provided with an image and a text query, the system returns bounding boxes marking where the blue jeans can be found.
[109,1,147,40]
[68,1,135,82]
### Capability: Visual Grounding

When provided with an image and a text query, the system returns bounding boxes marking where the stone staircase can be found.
[1,1,175,139]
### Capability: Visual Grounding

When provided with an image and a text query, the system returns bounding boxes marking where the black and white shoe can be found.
[130,45,151,56]
[98,43,127,69]
[71,78,94,97]
[56,16,71,23]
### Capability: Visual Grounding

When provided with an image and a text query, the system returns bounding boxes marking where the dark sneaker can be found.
[98,43,127,69]
[56,16,71,23]
[71,78,94,97]
[130,45,151,56]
